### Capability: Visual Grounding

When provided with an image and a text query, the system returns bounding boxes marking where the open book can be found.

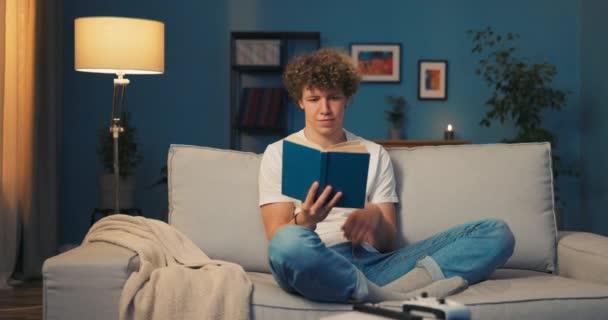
[281,134,370,208]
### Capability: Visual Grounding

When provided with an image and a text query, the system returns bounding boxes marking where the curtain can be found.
[0,0,62,288]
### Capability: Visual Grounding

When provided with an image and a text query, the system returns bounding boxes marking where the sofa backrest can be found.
[168,144,269,273]
[168,142,557,274]
[389,143,556,273]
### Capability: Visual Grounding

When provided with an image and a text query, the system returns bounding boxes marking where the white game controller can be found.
[400,292,471,320]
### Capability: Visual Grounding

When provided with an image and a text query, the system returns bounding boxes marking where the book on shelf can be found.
[238,87,284,130]
[281,134,370,209]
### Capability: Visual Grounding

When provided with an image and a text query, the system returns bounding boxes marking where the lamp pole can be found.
[110,73,129,215]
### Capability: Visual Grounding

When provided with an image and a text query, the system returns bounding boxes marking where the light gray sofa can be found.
[43,142,608,320]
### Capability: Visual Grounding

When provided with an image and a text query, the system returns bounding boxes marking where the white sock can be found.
[351,270,410,303]
[382,267,433,293]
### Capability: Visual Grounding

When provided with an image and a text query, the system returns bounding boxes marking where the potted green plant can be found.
[155,165,168,186]
[468,26,577,211]
[385,95,407,139]
[97,111,143,210]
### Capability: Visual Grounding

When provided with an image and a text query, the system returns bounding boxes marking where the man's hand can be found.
[341,203,397,252]
[297,181,343,229]
[341,207,382,244]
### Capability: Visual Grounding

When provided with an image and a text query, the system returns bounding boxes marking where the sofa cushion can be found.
[248,271,608,320]
[247,272,351,319]
[168,144,270,272]
[388,143,557,272]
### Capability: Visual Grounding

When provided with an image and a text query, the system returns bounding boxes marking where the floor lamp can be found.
[75,17,165,215]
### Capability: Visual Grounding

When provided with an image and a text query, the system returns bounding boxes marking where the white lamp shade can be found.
[75,17,164,75]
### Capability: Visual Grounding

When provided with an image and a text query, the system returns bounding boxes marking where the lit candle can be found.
[444,124,455,140]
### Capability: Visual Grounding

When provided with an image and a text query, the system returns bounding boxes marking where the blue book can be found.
[281,136,370,208]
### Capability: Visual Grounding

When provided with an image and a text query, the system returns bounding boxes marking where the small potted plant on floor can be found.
[385,95,407,140]
[97,111,143,210]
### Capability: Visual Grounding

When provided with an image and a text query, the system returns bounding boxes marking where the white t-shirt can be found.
[258,129,399,248]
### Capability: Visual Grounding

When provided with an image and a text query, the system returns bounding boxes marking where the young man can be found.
[258,48,515,303]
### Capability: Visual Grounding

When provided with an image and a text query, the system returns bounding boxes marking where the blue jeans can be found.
[268,218,515,303]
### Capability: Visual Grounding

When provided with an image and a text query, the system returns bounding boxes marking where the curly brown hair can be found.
[283,48,361,103]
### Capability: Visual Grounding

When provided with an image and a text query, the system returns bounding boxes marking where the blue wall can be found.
[581,0,608,236]
[61,0,586,244]
[239,0,582,232]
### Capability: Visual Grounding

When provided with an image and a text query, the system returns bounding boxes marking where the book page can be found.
[326,142,368,153]
[285,133,368,153]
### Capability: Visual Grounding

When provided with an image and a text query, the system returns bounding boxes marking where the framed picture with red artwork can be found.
[350,43,401,83]
[418,60,448,100]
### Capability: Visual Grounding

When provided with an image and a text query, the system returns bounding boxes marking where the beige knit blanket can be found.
[83,214,252,320]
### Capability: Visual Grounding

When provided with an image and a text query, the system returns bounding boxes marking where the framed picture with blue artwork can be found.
[350,43,401,83]
[418,60,448,100]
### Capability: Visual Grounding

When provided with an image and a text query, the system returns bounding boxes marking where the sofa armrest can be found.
[42,242,139,320]
[557,231,608,285]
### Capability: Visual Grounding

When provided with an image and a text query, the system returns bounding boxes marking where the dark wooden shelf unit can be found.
[229,31,320,151]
